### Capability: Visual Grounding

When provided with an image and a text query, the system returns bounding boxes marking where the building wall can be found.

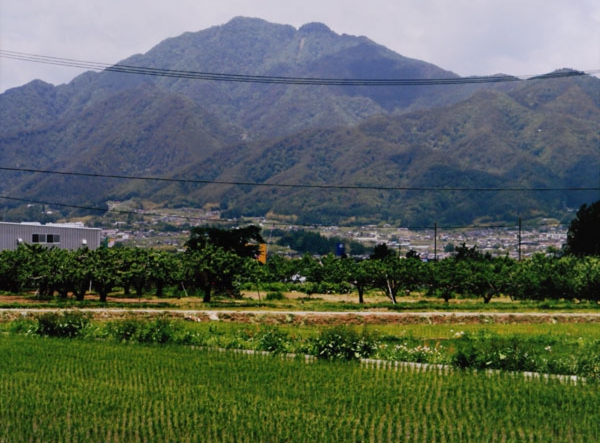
[0,222,102,251]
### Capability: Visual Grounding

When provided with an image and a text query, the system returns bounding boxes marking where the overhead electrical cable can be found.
[1,50,598,86]
[0,166,597,192]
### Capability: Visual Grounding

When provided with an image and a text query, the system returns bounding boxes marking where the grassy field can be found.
[0,335,598,442]
[2,290,599,313]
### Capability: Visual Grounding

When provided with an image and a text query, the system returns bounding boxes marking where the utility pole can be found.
[434,223,438,261]
[518,217,522,261]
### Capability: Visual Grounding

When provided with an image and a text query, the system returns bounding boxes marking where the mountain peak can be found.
[299,22,333,34]
[2,18,597,225]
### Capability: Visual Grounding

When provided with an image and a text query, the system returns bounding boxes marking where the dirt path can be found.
[2,308,600,326]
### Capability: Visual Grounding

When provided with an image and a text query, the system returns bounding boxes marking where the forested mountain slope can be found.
[0,17,598,225]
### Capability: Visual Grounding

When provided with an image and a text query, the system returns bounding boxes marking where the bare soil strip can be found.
[2,308,599,326]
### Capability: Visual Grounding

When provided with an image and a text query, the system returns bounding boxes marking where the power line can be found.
[1,166,597,192]
[2,50,598,86]
[0,195,219,224]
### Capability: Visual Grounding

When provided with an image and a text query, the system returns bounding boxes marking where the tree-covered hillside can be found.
[0,17,598,226]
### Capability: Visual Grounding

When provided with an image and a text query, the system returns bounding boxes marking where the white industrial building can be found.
[0,222,102,251]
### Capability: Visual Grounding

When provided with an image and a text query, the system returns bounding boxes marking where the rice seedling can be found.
[0,335,598,442]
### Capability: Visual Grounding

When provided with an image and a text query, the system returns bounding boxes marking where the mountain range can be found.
[1,17,598,226]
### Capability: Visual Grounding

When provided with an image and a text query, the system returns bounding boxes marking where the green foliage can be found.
[255,326,290,354]
[2,335,599,442]
[366,255,425,303]
[1,242,598,305]
[106,315,181,344]
[137,316,181,344]
[451,332,540,372]
[574,345,600,382]
[565,200,600,256]
[6,316,37,334]
[265,291,285,300]
[309,326,378,361]
[181,244,249,302]
[449,331,600,380]
[106,317,146,342]
[2,18,599,226]
[186,225,264,258]
[377,339,448,365]
[275,229,367,256]
[35,311,90,338]
[370,243,397,260]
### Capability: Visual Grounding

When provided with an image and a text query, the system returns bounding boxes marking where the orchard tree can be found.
[89,247,120,302]
[343,258,373,304]
[461,257,513,304]
[264,254,297,282]
[366,257,402,304]
[181,244,245,303]
[0,248,29,293]
[370,243,397,260]
[117,248,152,298]
[428,258,472,303]
[505,254,575,301]
[318,254,352,294]
[573,256,600,302]
[184,225,265,302]
[147,250,177,297]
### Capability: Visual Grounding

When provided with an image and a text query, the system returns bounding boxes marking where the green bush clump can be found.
[451,332,543,372]
[7,317,37,334]
[265,291,285,301]
[309,326,378,361]
[573,343,600,382]
[106,317,145,342]
[377,337,449,365]
[35,311,90,338]
[107,316,181,344]
[255,326,290,354]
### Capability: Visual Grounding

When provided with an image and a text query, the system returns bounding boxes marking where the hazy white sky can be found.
[1,0,599,92]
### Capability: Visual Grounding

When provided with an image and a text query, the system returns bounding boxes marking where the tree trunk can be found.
[203,286,212,303]
[357,287,364,304]
[442,289,452,303]
[386,280,397,304]
[99,290,108,303]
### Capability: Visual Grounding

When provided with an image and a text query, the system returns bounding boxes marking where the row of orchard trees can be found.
[276,246,600,304]
[1,238,598,304]
[0,226,266,303]
[0,243,264,303]
[1,201,598,303]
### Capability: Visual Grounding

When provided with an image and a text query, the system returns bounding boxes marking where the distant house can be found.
[0,222,102,251]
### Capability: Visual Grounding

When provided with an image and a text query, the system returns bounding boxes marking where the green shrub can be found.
[139,317,180,344]
[35,311,90,338]
[255,326,289,354]
[309,326,378,361]
[451,332,541,372]
[107,316,180,344]
[7,317,37,334]
[377,336,448,365]
[574,343,600,382]
[106,317,146,342]
[265,291,285,301]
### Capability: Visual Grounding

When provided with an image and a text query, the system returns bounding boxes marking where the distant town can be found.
[99,206,567,259]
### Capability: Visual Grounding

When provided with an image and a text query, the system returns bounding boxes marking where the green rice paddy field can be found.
[1,334,598,442]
